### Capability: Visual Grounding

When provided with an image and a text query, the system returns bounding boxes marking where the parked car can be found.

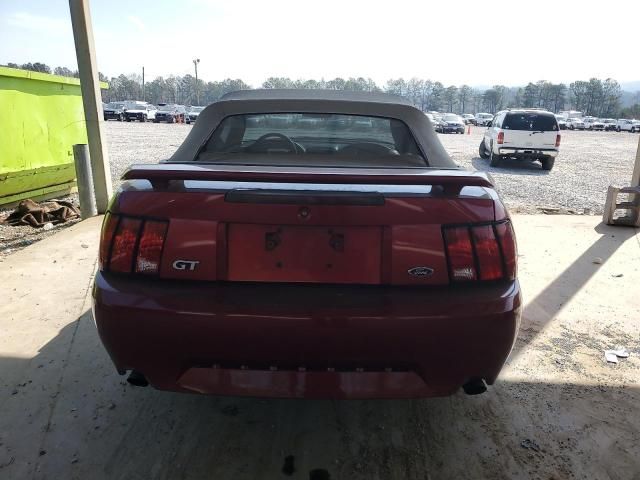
[554,114,567,130]
[186,106,205,124]
[479,109,560,170]
[476,112,494,126]
[424,113,438,131]
[124,102,157,122]
[462,114,476,125]
[440,114,466,134]
[633,120,640,132]
[617,119,638,132]
[154,104,187,123]
[425,113,444,133]
[93,89,521,399]
[602,118,618,131]
[103,101,126,121]
[567,118,585,130]
[585,118,605,131]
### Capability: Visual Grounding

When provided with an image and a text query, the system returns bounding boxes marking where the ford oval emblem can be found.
[408,266,434,277]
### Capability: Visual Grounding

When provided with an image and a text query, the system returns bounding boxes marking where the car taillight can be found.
[135,220,168,274]
[555,134,561,147]
[443,221,517,283]
[109,217,142,273]
[443,227,477,281]
[98,213,118,270]
[99,214,168,276]
[495,221,517,280]
[497,131,505,145]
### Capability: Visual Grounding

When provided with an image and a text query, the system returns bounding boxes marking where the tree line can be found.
[3,61,639,118]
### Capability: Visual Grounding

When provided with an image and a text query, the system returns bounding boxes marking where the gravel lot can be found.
[439,127,639,214]
[1,121,639,256]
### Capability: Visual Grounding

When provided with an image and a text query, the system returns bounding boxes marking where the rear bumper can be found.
[92,272,522,399]
[499,147,558,158]
[125,113,145,120]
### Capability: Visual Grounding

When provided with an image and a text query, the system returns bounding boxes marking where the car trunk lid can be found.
[107,163,502,286]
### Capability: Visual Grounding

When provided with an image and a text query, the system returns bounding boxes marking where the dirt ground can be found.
[0,215,638,480]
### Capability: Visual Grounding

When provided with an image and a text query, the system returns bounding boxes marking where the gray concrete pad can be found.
[0,215,638,479]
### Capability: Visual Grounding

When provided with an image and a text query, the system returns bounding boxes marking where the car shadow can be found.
[470,156,549,176]
[1,304,639,480]
[512,221,638,358]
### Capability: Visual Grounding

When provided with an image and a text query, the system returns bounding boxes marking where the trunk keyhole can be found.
[265,231,281,251]
[329,233,344,252]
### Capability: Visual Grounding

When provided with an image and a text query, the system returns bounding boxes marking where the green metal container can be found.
[0,66,107,206]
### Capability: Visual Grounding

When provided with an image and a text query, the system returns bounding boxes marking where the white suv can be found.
[617,119,638,132]
[479,109,560,171]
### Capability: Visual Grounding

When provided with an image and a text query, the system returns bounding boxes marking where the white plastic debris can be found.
[43,222,54,231]
[605,347,630,364]
[604,351,619,363]
[611,347,629,358]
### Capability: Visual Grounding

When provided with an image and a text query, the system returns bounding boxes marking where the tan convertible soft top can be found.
[167,89,457,169]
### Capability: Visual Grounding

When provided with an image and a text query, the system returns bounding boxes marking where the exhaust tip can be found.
[127,370,149,387]
[462,378,487,395]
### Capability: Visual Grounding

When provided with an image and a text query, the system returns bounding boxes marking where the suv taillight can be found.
[99,213,168,275]
[443,221,517,283]
[497,131,505,145]
[555,134,561,147]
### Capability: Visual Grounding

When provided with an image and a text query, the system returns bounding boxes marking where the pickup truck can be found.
[93,90,521,399]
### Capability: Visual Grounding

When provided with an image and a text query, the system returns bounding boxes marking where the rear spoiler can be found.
[122,164,494,191]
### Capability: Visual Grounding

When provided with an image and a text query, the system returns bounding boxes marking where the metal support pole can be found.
[631,136,640,224]
[73,144,97,219]
[632,135,640,189]
[142,66,145,102]
[69,0,112,213]
[193,58,200,105]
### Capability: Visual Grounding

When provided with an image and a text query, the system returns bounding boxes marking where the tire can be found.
[479,140,489,159]
[126,116,131,122]
[569,125,574,130]
[617,127,621,132]
[141,115,147,123]
[541,157,555,171]
[489,146,501,167]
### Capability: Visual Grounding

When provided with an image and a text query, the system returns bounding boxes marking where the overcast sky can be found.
[1,0,638,87]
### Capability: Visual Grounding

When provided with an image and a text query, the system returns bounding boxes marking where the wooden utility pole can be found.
[69,0,112,213]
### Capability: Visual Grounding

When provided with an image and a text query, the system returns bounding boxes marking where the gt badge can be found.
[172,260,200,271]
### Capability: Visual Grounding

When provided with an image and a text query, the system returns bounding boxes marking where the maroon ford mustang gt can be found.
[92,89,521,399]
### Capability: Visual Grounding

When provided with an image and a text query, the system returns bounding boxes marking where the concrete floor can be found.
[0,215,638,480]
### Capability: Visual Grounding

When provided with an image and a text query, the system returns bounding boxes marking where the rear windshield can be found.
[196,113,426,168]
[503,113,558,131]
